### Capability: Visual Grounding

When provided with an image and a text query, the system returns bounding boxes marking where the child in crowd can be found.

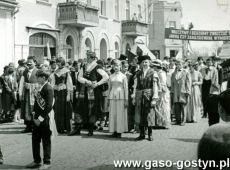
[26,70,55,170]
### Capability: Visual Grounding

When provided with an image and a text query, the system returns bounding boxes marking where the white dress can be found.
[157,70,171,128]
[108,72,128,133]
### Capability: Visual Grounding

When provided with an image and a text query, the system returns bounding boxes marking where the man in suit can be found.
[26,70,54,170]
[206,58,220,126]
[19,56,39,133]
[171,59,191,126]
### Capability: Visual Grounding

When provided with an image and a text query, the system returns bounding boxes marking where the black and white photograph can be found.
[1,0,230,169]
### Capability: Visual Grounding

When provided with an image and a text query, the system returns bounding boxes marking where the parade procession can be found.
[1,0,230,170]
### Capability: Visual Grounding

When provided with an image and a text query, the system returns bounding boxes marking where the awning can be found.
[26,26,60,33]
[131,43,156,60]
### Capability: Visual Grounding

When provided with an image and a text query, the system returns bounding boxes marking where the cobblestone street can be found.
[0,118,209,170]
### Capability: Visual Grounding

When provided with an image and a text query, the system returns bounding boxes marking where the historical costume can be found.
[157,67,171,128]
[26,70,56,169]
[133,55,159,141]
[75,51,109,136]
[171,60,191,126]
[51,63,73,134]
[108,70,128,137]
[1,67,18,121]
[19,57,39,132]
[187,66,203,123]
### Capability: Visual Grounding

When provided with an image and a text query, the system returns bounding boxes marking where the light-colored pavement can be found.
[0,118,209,170]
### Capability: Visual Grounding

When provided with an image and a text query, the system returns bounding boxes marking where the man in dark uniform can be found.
[26,70,54,170]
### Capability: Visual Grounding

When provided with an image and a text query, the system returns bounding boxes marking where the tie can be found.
[205,68,210,74]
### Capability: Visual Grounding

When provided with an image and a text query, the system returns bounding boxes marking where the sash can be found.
[35,91,57,138]
[36,91,45,110]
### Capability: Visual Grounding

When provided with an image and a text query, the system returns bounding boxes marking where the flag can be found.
[47,41,51,60]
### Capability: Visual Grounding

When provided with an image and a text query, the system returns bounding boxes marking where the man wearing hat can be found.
[171,59,191,126]
[132,55,159,141]
[70,51,109,136]
[119,54,128,61]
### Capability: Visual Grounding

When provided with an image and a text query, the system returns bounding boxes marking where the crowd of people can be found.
[0,51,228,169]
[0,53,225,135]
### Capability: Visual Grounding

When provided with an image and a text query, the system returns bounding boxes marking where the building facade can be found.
[148,0,183,59]
[12,0,149,64]
[0,0,18,72]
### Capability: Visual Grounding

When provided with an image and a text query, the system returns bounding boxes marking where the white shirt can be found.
[78,61,109,86]
[143,68,149,78]
[28,68,35,79]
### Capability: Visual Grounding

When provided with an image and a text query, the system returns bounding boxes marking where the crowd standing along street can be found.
[1,0,230,170]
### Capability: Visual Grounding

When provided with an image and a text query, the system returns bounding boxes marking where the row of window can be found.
[37,0,143,21]
[99,0,143,21]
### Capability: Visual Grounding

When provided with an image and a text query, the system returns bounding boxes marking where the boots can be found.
[148,127,153,141]
[135,126,145,140]
[88,124,94,136]
[68,124,81,136]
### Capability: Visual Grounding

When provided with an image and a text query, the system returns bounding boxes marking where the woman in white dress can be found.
[187,62,203,122]
[108,59,128,138]
[155,61,171,129]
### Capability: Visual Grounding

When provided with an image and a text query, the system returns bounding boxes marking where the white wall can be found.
[0,9,14,74]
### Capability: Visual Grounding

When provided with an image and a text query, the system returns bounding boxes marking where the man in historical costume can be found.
[70,61,79,115]
[19,56,39,133]
[132,55,159,141]
[69,51,109,136]
[171,59,191,126]
[26,70,56,170]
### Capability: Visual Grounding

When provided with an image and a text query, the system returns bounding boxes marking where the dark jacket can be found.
[34,82,54,122]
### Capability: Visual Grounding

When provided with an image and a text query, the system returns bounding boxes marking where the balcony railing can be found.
[58,1,99,28]
[122,20,148,37]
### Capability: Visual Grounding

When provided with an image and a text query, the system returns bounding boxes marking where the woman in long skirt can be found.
[187,62,203,122]
[51,57,73,134]
[1,66,17,122]
[108,59,128,138]
[158,63,171,128]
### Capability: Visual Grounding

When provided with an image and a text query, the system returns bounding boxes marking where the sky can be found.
[164,0,230,54]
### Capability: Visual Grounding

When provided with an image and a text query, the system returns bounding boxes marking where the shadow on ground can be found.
[171,138,200,143]
[80,133,137,142]
[0,127,24,130]
[0,164,25,169]
[0,131,22,134]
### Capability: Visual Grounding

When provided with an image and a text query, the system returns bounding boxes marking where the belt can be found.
[54,84,67,91]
